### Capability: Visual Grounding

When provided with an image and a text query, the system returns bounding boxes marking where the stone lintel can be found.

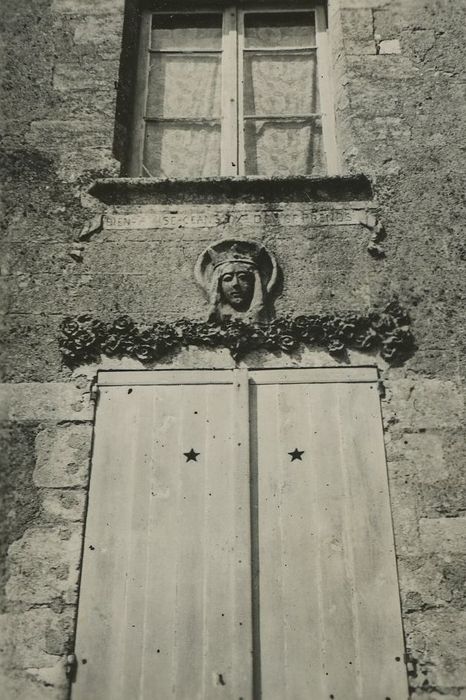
[89,174,373,206]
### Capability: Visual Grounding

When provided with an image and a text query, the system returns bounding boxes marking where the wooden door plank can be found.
[137,384,182,698]
[253,383,287,699]
[307,382,360,699]
[337,382,408,699]
[73,386,144,699]
[276,382,327,698]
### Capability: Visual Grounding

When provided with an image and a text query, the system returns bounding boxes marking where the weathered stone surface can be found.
[387,475,421,556]
[0,669,67,700]
[346,54,420,81]
[0,607,74,669]
[420,518,466,554]
[41,490,86,522]
[340,0,391,7]
[341,9,376,55]
[420,478,466,519]
[27,119,110,150]
[73,14,123,46]
[398,555,453,613]
[379,38,402,54]
[1,383,93,421]
[386,431,447,483]
[405,611,466,688]
[408,29,437,63]
[34,424,92,488]
[398,553,466,613]
[384,379,464,430]
[53,61,119,92]
[58,148,119,183]
[51,0,124,15]
[6,526,82,604]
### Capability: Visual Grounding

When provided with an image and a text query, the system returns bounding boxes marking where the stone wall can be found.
[1,0,465,698]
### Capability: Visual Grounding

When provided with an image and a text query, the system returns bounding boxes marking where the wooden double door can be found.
[72,368,408,700]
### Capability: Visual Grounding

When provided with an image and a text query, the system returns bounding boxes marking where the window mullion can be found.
[221,6,239,176]
[315,6,339,175]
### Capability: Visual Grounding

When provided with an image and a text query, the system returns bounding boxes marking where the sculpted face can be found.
[219,263,255,311]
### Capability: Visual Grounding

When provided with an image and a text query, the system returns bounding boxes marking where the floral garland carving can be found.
[59,301,415,367]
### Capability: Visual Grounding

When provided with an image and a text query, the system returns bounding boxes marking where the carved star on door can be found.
[288,448,305,461]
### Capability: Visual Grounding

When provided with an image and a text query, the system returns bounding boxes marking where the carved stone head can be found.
[195,239,279,324]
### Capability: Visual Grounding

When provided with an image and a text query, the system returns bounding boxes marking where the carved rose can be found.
[293,317,326,347]
[113,316,136,333]
[59,314,104,363]
[381,328,415,364]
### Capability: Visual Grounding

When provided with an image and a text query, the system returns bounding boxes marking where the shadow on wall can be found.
[113,0,141,173]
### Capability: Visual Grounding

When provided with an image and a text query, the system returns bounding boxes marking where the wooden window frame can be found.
[129,2,339,178]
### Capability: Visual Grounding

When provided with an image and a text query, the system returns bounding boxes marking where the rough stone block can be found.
[52,0,124,14]
[53,61,119,91]
[339,0,390,7]
[419,476,466,519]
[397,555,453,613]
[6,526,83,604]
[73,14,123,45]
[409,29,436,62]
[58,148,119,183]
[410,692,466,700]
[0,669,66,700]
[346,54,419,80]
[420,518,466,554]
[386,432,447,484]
[34,424,92,488]
[405,611,466,688]
[1,383,93,422]
[379,38,402,54]
[387,476,421,556]
[373,8,405,39]
[384,379,464,430]
[400,552,466,614]
[27,119,110,151]
[341,9,376,55]
[26,662,68,693]
[41,490,87,522]
[1,608,74,669]
[352,116,411,147]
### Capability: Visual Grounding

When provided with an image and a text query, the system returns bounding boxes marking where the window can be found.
[129,4,339,178]
[72,368,408,700]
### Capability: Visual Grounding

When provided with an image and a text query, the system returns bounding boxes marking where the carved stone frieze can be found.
[58,300,415,367]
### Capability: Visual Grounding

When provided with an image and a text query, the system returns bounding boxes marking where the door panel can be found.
[73,372,253,700]
[73,367,408,700]
[253,378,408,700]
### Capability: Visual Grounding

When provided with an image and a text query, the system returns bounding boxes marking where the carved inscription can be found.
[103,208,366,230]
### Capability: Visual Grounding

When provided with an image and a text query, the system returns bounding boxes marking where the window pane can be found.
[244,53,319,116]
[151,13,223,50]
[143,122,221,178]
[244,119,325,176]
[146,54,221,118]
[244,12,316,48]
